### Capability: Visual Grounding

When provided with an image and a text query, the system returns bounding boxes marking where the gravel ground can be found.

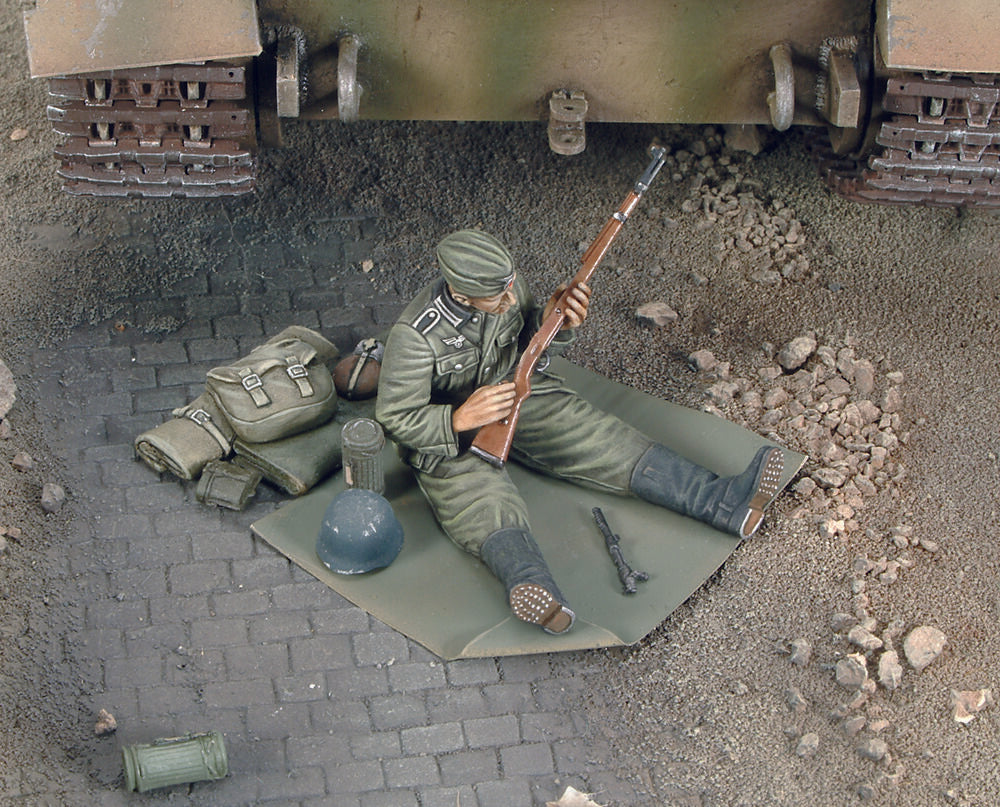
[3,3,1000,804]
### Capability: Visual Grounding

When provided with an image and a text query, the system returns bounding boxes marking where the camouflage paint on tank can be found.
[23,0,261,78]
[876,0,1000,74]
[261,0,872,124]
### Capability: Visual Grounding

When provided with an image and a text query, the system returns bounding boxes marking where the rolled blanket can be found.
[134,394,235,480]
[234,416,345,496]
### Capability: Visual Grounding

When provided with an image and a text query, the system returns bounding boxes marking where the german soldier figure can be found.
[376,229,784,634]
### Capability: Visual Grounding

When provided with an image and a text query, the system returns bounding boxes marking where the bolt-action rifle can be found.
[469,143,669,468]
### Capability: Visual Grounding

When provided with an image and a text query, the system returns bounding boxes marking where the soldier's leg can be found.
[414,453,575,633]
[512,389,784,538]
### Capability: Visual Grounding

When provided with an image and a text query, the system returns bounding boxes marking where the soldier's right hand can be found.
[452,382,516,432]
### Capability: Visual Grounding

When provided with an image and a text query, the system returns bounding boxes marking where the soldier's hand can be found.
[452,383,517,432]
[544,282,591,330]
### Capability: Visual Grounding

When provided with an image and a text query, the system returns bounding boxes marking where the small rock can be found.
[41,483,67,514]
[0,419,10,440]
[836,654,869,689]
[0,358,15,419]
[903,626,947,672]
[858,738,889,762]
[10,128,29,141]
[951,689,993,724]
[790,638,812,666]
[635,301,678,327]
[688,349,718,373]
[777,334,818,372]
[842,716,866,736]
[848,626,884,652]
[786,687,808,714]
[12,451,33,472]
[878,650,904,692]
[856,783,878,801]
[832,613,858,632]
[361,259,374,273]
[796,732,819,758]
[0,535,7,555]
[94,709,117,736]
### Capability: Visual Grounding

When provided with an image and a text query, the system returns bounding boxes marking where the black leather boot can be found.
[479,528,575,634]
[630,444,784,538]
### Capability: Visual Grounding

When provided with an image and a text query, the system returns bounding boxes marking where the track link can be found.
[817,72,1000,207]
[46,63,255,198]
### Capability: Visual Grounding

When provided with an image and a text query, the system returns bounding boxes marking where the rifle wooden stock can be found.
[469,145,667,468]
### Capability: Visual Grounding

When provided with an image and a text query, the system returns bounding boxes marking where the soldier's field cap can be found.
[436,230,515,297]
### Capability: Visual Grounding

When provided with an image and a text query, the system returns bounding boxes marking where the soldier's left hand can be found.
[544,282,591,329]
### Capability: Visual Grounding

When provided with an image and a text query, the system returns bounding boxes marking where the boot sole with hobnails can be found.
[739,447,785,538]
[510,583,576,634]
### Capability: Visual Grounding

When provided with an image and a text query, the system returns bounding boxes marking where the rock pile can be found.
[688,332,907,530]
[662,127,812,285]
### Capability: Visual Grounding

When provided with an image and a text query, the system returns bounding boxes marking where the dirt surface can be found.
[4,2,1000,805]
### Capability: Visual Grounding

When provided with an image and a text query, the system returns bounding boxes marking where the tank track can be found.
[815,72,1000,207]
[46,63,255,198]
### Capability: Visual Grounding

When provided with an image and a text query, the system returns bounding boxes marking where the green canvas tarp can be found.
[251,358,804,660]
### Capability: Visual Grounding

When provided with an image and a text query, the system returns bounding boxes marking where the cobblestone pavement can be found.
[27,216,637,806]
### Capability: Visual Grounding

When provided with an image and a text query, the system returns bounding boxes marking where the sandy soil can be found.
[3,3,1000,804]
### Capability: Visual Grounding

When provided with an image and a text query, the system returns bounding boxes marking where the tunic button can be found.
[471,316,479,323]
[455,363,463,369]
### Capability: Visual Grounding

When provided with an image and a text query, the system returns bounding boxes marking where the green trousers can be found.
[415,387,652,555]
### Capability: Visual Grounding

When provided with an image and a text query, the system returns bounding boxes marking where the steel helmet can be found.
[315,488,404,574]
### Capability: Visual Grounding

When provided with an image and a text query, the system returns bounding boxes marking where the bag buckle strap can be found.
[238,368,271,408]
[186,408,232,452]
[285,358,314,397]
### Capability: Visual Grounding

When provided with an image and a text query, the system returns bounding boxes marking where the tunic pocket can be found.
[435,347,479,376]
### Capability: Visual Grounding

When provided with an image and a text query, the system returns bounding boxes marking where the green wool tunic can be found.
[376,277,652,555]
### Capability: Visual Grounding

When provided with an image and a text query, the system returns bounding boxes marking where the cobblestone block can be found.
[201,677,275,710]
[382,755,441,789]
[109,567,169,600]
[262,311,323,337]
[104,654,166,688]
[349,731,401,762]
[287,733,353,767]
[534,676,588,710]
[248,701,313,740]
[520,712,578,742]
[312,608,368,633]
[109,364,158,393]
[310,699,372,734]
[328,760,385,794]
[133,341,188,365]
[123,481,188,513]
[168,560,232,596]
[184,295,241,321]
[271,580,342,611]
[249,611,313,644]
[231,556,294,588]
[213,313,265,339]
[361,791,419,807]
[275,672,326,703]
[225,642,290,679]
[483,681,534,715]
[446,658,500,687]
[368,693,429,731]
[352,631,411,666]
[438,749,499,787]
[132,385,190,414]
[135,682,202,717]
[400,722,464,756]
[189,616,249,648]
[289,633,354,672]
[207,269,266,297]
[156,361,215,387]
[388,661,447,693]
[185,336,240,363]
[552,738,611,774]
[500,742,555,776]
[86,596,149,629]
[417,785,479,807]
[475,779,532,807]
[255,766,327,801]
[211,588,271,616]
[325,666,390,699]
[426,686,489,722]
[240,291,292,317]
[123,622,186,656]
[263,266,316,291]
[463,715,520,749]
[148,593,211,622]
[76,627,126,660]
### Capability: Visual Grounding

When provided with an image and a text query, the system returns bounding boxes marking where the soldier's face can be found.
[452,274,517,314]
